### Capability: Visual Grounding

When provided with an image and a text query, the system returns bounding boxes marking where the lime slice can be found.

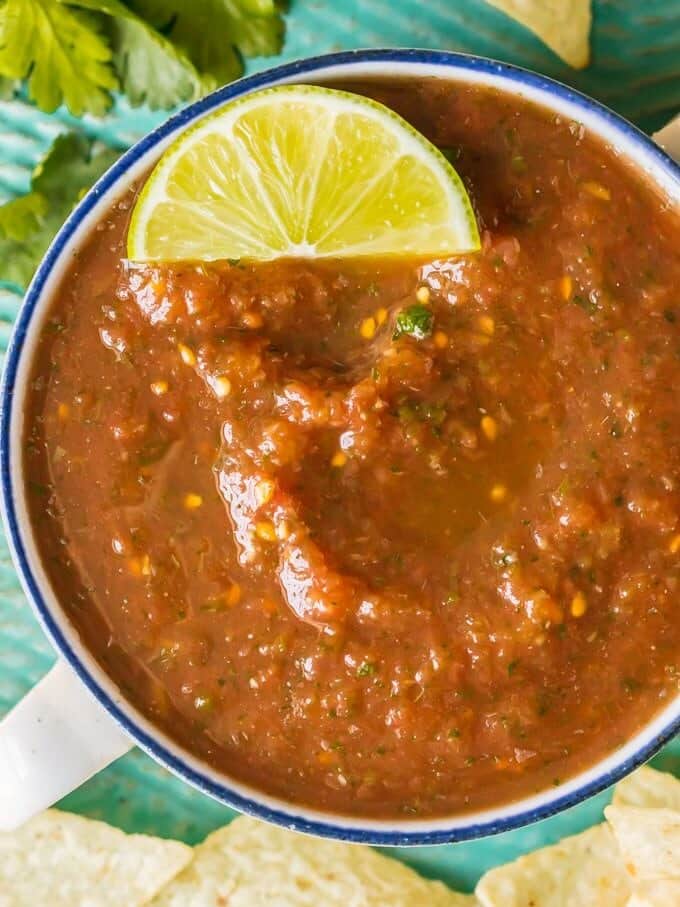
[128,85,480,262]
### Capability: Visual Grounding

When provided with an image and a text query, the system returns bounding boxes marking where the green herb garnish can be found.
[0,0,286,116]
[0,132,120,287]
[439,145,461,163]
[397,399,446,426]
[573,294,597,315]
[393,304,433,341]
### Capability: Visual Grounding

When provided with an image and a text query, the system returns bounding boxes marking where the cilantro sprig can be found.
[393,304,434,341]
[0,132,121,287]
[0,0,286,115]
[0,0,117,116]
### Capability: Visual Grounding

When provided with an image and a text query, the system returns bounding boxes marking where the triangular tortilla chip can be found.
[475,823,630,906]
[485,0,591,68]
[0,809,192,906]
[613,766,680,811]
[150,815,475,906]
[605,806,680,881]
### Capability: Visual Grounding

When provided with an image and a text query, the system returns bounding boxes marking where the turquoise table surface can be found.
[1,0,679,893]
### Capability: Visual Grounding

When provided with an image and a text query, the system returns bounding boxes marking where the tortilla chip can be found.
[612,765,680,811]
[626,880,680,907]
[0,808,192,906]
[475,823,631,906]
[605,806,680,882]
[150,815,475,906]
[485,0,591,68]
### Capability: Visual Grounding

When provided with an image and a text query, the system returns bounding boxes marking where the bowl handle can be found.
[0,659,132,831]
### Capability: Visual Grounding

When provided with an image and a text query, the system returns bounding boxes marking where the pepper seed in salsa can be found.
[25,78,680,819]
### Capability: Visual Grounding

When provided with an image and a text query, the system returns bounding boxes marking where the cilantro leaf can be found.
[0,194,48,241]
[0,0,286,114]
[72,0,201,109]
[108,17,199,108]
[0,0,117,115]
[0,132,120,289]
[0,239,39,288]
[31,130,121,203]
[393,304,434,340]
[130,0,286,89]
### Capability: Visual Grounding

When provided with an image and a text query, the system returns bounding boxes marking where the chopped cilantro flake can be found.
[393,304,433,341]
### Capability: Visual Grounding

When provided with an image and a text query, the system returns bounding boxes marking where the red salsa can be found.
[25,79,680,818]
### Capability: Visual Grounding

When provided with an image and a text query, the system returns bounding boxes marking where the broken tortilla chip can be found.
[605,806,680,882]
[605,805,680,907]
[612,765,680,811]
[484,0,591,68]
[475,823,630,906]
[150,815,475,906]
[0,809,192,907]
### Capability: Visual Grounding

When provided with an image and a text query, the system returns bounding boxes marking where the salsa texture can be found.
[25,79,680,818]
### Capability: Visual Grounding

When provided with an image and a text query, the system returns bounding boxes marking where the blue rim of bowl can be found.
[1,49,679,846]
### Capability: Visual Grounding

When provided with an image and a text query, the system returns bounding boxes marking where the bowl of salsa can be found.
[2,50,679,844]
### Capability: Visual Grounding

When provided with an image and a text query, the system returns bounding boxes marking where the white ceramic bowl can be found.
[1,50,679,843]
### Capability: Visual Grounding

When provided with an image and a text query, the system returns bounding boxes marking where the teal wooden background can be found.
[0,0,678,892]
